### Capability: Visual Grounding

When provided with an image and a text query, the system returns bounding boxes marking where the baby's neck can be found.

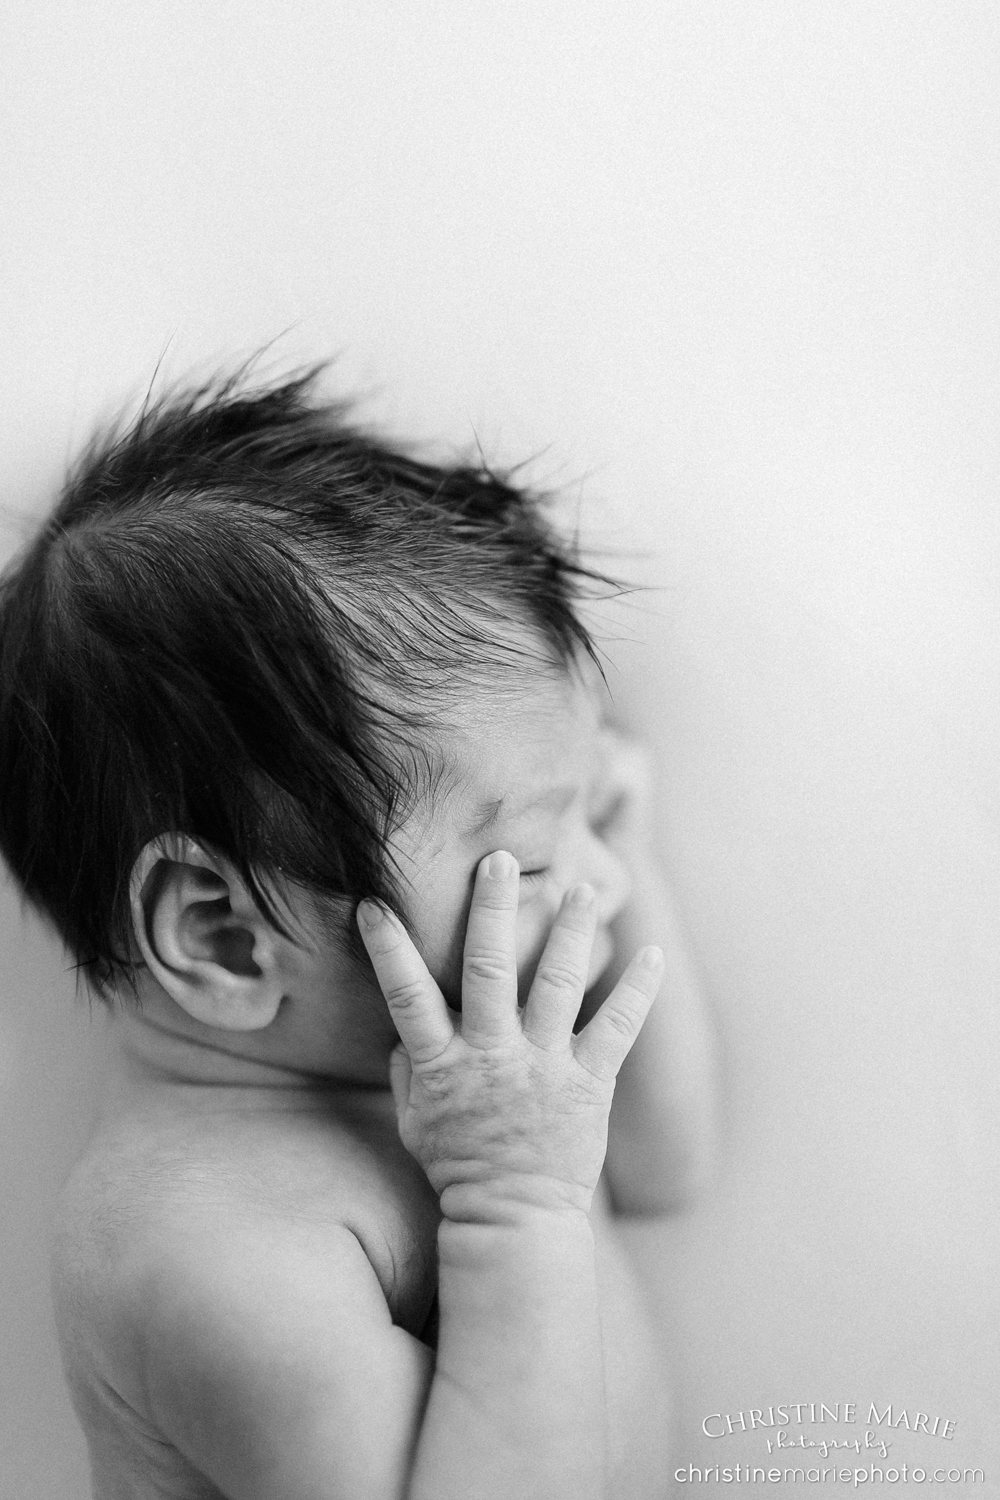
[107,974,395,1116]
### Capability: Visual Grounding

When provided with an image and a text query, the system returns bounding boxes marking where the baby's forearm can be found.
[588,1176,674,1491]
[590,854,719,1214]
[407,1203,606,1500]
[359,852,675,1498]
[406,1190,671,1500]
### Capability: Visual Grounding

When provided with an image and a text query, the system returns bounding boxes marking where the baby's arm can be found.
[361,855,672,1499]
[583,729,719,1215]
[136,854,672,1500]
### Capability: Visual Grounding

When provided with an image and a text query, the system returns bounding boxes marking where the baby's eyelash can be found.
[519,867,550,884]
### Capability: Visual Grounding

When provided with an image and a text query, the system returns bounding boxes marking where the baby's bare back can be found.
[52,1090,440,1500]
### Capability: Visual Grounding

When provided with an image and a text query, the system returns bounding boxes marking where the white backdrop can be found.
[1,3,997,1495]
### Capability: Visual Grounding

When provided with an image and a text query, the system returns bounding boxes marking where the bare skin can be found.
[52,669,715,1500]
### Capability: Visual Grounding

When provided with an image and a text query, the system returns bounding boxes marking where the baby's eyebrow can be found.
[468,797,506,837]
[466,784,576,837]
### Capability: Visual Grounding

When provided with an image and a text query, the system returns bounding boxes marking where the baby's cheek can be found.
[514,899,560,1000]
[586,925,615,989]
[409,888,472,1009]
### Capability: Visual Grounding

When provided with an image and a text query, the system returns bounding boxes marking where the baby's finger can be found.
[388,1043,412,1121]
[357,901,455,1064]
[573,946,664,1081]
[460,851,521,1047]
[522,884,598,1049]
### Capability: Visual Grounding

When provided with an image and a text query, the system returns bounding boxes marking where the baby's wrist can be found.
[437,1173,595,1228]
[437,1193,596,1283]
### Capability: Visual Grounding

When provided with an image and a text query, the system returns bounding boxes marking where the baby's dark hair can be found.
[0,365,607,994]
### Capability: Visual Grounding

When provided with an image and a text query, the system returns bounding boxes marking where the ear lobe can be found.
[130,836,285,1031]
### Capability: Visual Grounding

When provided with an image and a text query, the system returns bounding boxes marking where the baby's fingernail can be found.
[567,883,595,910]
[356,900,383,931]
[486,851,517,880]
[638,945,664,971]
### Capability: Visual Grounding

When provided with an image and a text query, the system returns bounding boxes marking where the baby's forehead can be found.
[440,668,608,824]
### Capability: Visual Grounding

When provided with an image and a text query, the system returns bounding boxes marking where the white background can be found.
[1,3,997,1494]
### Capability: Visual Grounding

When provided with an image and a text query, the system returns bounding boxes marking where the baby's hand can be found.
[357,852,663,1223]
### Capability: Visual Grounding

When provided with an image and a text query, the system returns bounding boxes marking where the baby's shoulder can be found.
[52,1101,439,1410]
[52,1104,440,1493]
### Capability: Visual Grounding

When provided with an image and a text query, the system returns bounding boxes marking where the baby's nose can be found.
[586,839,632,926]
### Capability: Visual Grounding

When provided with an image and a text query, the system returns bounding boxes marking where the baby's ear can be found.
[129,836,285,1031]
